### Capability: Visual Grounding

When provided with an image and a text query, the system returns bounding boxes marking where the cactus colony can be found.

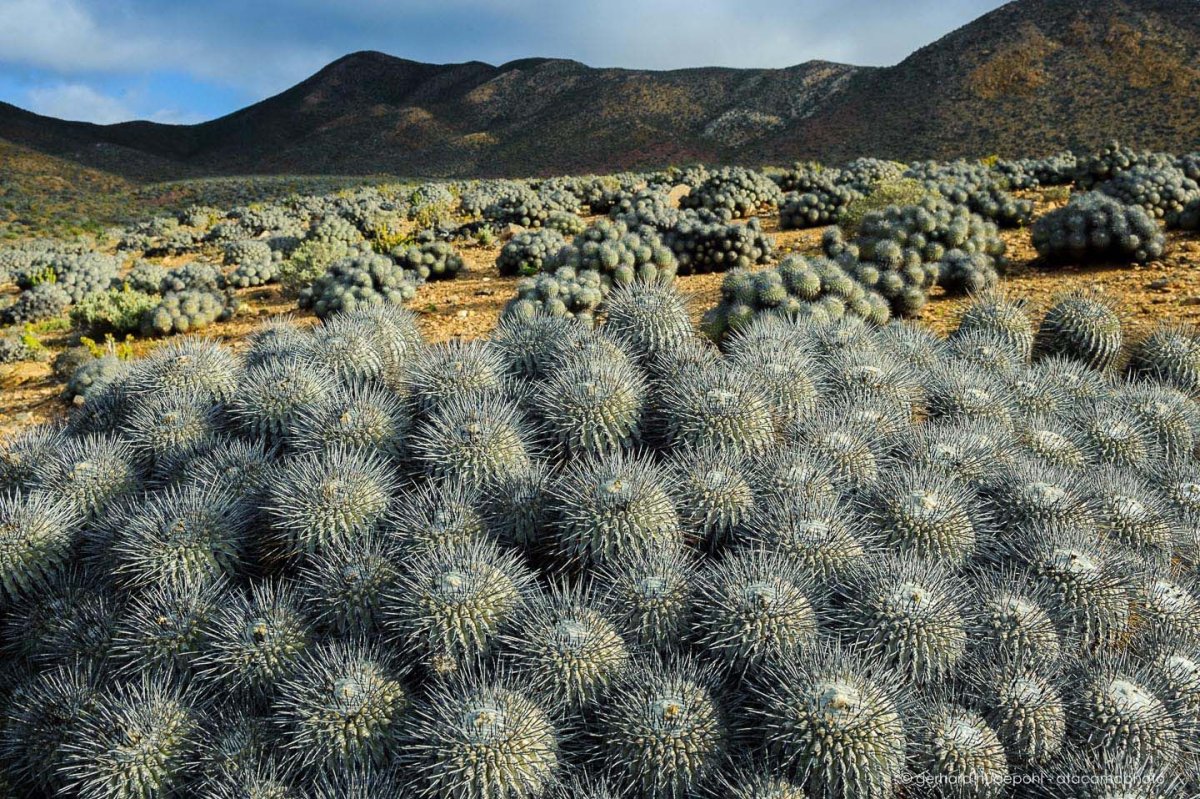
[1,274,1199,798]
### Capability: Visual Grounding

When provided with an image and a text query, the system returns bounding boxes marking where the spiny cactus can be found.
[120,389,221,474]
[909,700,1009,799]
[532,350,646,459]
[264,446,396,563]
[384,478,486,554]
[198,579,312,698]
[1014,523,1134,648]
[60,673,203,799]
[1069,654,1185,766]
[971,660,1065,767]
[1034,293,1124,373]
[1,663,102,793]
[384,538,535,676]
[104,481,248,590]
[597,543,698,654]
[657,364,778,457]
[741,491,867,584]
[968,569,1063,668]
[545,449,683,572]
[593,655,729,799]
[273,639,409,774]
[406,339,510,417]
[410,394,535,492]
[112,574,228,674]
[407,669,562,799]
[0,490,80,602]
[752,642,909,799]
[1087,467,1175,565]
[692,548,820,674]
[859,464,984,565]
[602,280,695,362]
[501,584,632,711]
[297,531,400,637]
[836,555,970,685]
[229,357,337,444]
[664,446,754,552]
[27,433,141,522]
[1128,324,1200,395]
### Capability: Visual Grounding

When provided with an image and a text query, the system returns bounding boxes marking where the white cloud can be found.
[23,81,206,125]
[26,82,133,123]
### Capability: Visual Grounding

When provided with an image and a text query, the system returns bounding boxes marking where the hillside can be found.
[0,0,1198,179]
[776,0,1200,162]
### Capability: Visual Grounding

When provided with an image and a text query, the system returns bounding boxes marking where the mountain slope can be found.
[0,0,1197,180]
[772,0,1200,161]
[0,54,862,179]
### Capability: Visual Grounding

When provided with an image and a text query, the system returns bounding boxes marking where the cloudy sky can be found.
[0,0,1008,125]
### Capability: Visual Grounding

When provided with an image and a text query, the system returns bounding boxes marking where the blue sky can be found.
[0,0,1009,125]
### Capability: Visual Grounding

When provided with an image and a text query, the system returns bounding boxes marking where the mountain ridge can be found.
[1,0,1197,181]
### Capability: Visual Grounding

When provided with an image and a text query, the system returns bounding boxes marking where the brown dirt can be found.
[4,201,1200,438]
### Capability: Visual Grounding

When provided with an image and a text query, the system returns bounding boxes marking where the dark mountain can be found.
[773,0,1200,162]
[0,0,1197,181]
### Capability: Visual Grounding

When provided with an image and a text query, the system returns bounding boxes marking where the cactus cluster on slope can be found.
[8,284,1199,798]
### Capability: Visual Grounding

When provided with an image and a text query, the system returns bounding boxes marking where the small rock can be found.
[1181,296,1200,306]
[456,310,470,319]
[1148,279,1169,290]
[474,289,495,297]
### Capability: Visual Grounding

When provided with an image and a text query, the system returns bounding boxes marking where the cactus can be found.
[597,543,698,654]
[384,538,535,676]
[602,280,695,362]
[859,464,984,565]
[410,395,534,492]
[1,664,102,793]
[385,478,487,553]
[229,357,337,444]
[112,574,228,674]
[593,655,729,799]
[264,446,396,563]
[103,481,248,590]
[1128,324,1200,396]
[532,350,646,459]
[969,569,1062,668]
[407,669,561,799]
[60,673,203,799]
[1070,654,1185,765]
[909,701,1009,799]
[742,491,867,584]
[657,364,778,457]
[753,642,909,799]
[198,580,312,698]
[836,555,969,685]
[0,490,81,602]
[273,640,409,774]
[545,449,683,572]
[1034,294,1124,373]
[664,446,754,552]
[971,661,1065,767]
[297,531,399,637]
[692,548,820,674]
[406,340,509,417]
[28,433,141,520]
[501,585,632,710]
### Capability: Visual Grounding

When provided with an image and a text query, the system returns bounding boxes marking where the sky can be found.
[0,0,1009,125]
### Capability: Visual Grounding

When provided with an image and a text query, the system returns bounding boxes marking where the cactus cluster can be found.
[1032,192,1166,265]
[701,254,891,340]
[1098,165,1200,227]
[498,229,568,277]
[15,279,1200,794]
[680,167,784,218]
